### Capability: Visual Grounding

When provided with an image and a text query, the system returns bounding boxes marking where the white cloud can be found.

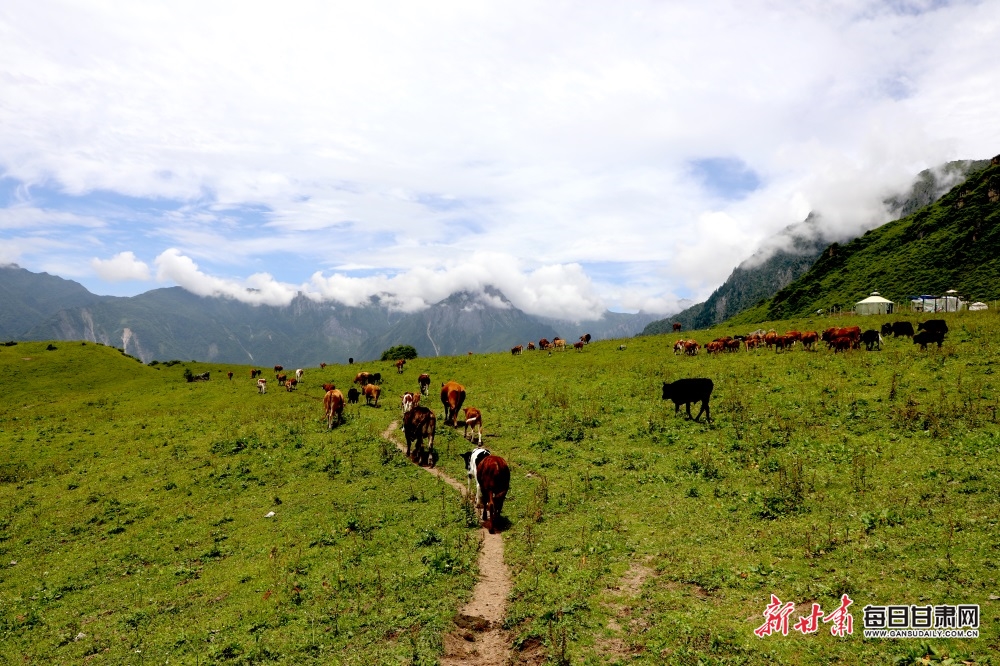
[91,251,151,281]
[0,1,998,317]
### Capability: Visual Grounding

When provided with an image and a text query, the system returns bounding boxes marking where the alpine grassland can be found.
[3,311,1000,664]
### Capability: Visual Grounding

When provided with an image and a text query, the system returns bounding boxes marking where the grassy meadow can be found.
[2,311,1000,664]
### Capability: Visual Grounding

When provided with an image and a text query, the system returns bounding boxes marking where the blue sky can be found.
[1,0,998,319]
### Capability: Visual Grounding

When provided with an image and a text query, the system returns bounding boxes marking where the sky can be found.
[2,0,999,321]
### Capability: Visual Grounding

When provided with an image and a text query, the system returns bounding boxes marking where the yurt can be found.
[855,291,895,316]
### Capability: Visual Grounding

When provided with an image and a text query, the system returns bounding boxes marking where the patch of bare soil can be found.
[383,422,512,666]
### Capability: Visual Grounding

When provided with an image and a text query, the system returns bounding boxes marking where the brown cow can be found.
[463,406,483,445]
[511,345,523,355]
[418,373,431,396]
[227,371,233,380]
[323,389,344,428]
[527,342,536,351]
[580,333,592,344]
[672,322,682,332]
[322,382,335,392]
[319,362,327,369]
[395,358,406,374]
[829,336,853,352]
[683,340,700,355]
[538,338,550,350]
[573,340,585,351]
[276,373,287,385]
[800,331,819,350]
[475,454,510,534]
[273,365,283,374]
[363,383,381,407]
[553,337,566,351]
[403,406,437,466]
[673,339,685,354]
[401,391,418,414]
[440,381,466,426]
[353,371,372,386]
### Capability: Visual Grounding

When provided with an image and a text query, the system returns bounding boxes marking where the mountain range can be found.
[0,266,657,365]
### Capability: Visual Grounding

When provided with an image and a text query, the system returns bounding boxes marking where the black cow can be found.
[882,321,914,337]
[661,378,714,423]
[347,387,360,404]
[372,372,383,385]
[913,329,945,349]
[861,329,882,351]
[918,319,949,336]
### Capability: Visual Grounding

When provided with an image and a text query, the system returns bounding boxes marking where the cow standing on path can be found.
[441,381,466,426]
[418,373,431,396]
[403,406,437,466]
[463,407,483,445]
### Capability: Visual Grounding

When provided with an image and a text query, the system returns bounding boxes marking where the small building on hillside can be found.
[855,292,895,315]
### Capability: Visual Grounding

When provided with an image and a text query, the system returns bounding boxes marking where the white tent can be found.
[969,302,989,311]
[855,291,895,315]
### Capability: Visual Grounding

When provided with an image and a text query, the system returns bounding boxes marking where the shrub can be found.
[380,345,418,361]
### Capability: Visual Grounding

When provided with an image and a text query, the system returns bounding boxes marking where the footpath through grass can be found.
[2,311,1000,664]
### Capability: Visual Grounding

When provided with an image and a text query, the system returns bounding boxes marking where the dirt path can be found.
[382,422,512,666]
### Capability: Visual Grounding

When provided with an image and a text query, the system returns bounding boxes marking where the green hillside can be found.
[645,158,992,335]
[740,157,1000,324]
[4,318,1000,663]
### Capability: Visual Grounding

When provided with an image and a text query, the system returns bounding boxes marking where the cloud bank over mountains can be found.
[1,1,998,319]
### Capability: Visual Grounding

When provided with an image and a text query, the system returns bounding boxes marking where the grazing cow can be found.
[401,391,418,414]
[618,344,627,351]
[364,384,381,407]
[322,383,335,392]
[319,362,327,369]
[227,371,233,380]
[372,372,383,385]
[673,339,685,354]
[527,342,536,351]
[347,387,360,404]
[538,338,551,350]
[276,373,287,385]
[353,372,372,386]
[257,378,267,394]
[661,378,714,422]
[324,389,345,428]
[822,326,862,344]
[295,368,304,379]
[774,335,796,352]
[475,454,510,534]
[440,381,467,426]
[418,373,431,396]
[883,321,915,338]
[511,345,523,355]
[403,406,437,466]
[672,322,682,332]
[552,337,566,351]
[683,340,700,356]
[829,336,853,352]
[395,359,406,374]
[463,407,483,445]
[460,447,491,499]
[581,333,592,344]
[861,329,883,351]
[800,331,819,351]
[705,340,724,355]
[918,319,949,336]
[913,329,945,349]
[285,379,295,392]
[724,338,741,352]
[573,340,585,351]
[251,368,262,379]
[763,331,778,349]
[273,365,283,374]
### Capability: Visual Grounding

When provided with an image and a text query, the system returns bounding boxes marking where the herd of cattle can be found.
[673,319,950,356]
[242,362,509,533]
[511,334,591,355]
